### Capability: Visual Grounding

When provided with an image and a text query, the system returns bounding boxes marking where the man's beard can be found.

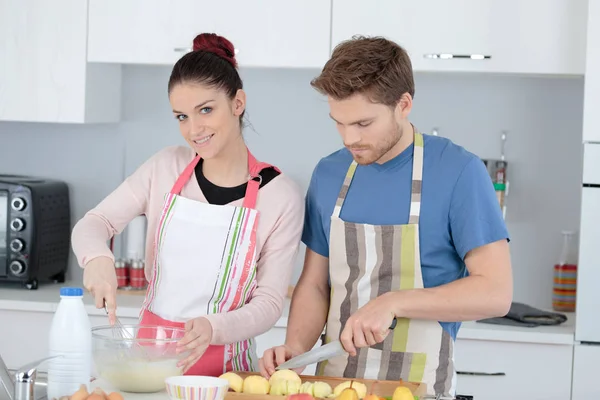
[350,122,404,165]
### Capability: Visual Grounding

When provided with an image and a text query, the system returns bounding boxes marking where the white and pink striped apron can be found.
[138,149,278,376]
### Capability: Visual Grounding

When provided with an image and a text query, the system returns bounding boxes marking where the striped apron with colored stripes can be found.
[317,131,455,397]
[139,149,278,376]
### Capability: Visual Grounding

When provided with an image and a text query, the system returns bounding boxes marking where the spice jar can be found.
[129,260,147,290]
[552,231,577,312]
[115,259,129,288]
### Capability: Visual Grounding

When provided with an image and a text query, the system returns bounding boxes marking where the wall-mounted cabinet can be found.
[0,0,593,124]
[331,0,588,76]
[0,0,121,124]
[582,0,600,143]
[87,0,331,69]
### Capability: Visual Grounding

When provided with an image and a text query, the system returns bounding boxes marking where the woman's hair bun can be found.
[192,33,237,68]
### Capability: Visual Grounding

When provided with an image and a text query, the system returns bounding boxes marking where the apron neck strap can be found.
[408,131,424,224]
[332,129,425,223]
[170,148,280,210]
[243,150,280,209]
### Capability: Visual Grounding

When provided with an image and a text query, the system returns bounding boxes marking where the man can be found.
[258,36,512,397]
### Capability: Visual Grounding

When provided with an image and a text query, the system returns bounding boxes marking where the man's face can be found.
[328,93,409,165]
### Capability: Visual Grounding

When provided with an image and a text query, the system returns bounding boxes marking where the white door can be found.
[87,0,177,65]
[583,0,600,142]
[572,344,600,399]
[489,0,587,75]
[332,0,494,74]
[331,0,586,76]
[172,0,331,69]
[0,0,120,123]
[576,144,600,343]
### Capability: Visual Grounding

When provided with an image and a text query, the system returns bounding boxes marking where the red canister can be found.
[130,260,147,289]
[115,259,129,288]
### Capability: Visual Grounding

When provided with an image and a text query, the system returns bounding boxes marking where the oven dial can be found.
[10,239,24,252]
[10,218,25,232]
[9,260,26,276]
[11,197,26,211]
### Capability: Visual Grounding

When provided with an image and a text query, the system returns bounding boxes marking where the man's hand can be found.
[177,317,213,372]
[340,293,396,356]
[258,344,305,379]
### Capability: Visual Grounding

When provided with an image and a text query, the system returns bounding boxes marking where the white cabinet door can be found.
[572,344,600,399]
[88,0,331,69]
[332,0,494,74]
[0,0,121,123]
[583,0,600,142]
[174,0,331,69]
[0,310,54,370]
[331,0,586,75]
[576,188,600,342]
[87,0,177,65]
[454,339,573,400]
[489,0,587,75]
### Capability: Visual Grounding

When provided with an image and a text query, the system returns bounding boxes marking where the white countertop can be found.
[90,379,170,400]
[0,280,575,345]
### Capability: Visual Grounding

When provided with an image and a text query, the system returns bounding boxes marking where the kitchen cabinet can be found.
[331,0,587,76]
[582,0,600,143]
[576,144,600,344]
[454,338,573,400]
[87,0,331,69]
[87,0,176,66]
[0,0,121,123]
[571,344,600,399]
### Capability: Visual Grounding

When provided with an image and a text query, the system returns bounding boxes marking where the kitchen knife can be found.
[275,318,398,370]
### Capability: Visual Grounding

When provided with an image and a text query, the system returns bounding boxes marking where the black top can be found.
[195,158,280,205]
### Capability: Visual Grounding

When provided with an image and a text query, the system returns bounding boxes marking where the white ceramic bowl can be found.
[165,376,230,400]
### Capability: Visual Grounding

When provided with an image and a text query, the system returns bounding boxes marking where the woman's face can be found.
[169,82,246,159]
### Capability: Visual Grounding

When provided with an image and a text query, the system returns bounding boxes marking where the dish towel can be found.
[477,302,568,327]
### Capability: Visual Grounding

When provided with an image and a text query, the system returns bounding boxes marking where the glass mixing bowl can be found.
[92,324,189,393]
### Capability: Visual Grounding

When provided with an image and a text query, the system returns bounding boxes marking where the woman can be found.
[71,33,304,376]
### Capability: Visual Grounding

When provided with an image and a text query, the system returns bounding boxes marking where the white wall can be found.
[0,65,584,310]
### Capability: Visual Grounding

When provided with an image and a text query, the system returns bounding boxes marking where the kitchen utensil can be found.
[103,300,151,361]
[103,300,130,340]
[276,318,398,370]
[276,340,345,370]
[91,324,188,393]
[165,376,229,400]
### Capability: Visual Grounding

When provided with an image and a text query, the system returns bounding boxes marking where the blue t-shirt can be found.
[302,134,510,340]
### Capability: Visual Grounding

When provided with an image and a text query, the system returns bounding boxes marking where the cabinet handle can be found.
[457,370,505,376]
[174,47,239,55]
[424,54,491,60]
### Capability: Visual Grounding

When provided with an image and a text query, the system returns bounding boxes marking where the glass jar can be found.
[552,231,577,312]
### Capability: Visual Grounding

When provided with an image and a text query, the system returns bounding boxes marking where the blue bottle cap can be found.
[60,287,84,296]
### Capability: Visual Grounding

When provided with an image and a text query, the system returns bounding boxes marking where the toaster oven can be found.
[0,175,71,289]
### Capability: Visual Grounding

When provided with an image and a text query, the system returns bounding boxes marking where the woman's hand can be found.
[83,256,118,325]
[177,317,213,372]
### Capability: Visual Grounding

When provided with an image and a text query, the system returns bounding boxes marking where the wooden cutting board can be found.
[224,372,426,399]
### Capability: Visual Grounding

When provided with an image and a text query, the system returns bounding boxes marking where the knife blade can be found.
[275,318,398,370]
[276,340,345,370]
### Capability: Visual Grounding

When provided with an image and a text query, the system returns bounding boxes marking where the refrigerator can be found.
[573,2,600,398]
[573,144,600,399]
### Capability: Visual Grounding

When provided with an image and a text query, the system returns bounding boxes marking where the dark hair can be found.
[168,33,245,119]
[311,35,415,107]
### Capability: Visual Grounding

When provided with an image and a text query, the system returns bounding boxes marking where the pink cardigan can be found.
[71,145,305,345]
